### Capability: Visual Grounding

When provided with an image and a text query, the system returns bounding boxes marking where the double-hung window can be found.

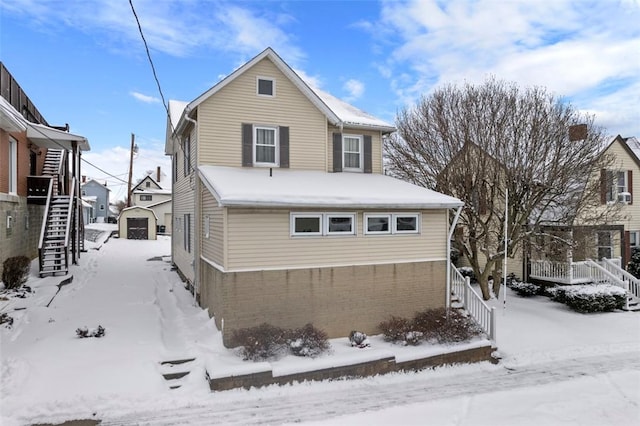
[597,231,612,259]
[343,135,362,171]
[254,126,278,165]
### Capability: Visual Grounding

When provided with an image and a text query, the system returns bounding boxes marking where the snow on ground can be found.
[1,228,639,425]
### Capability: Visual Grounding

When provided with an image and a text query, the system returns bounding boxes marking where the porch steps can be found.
[159,358,196,390]
[623,295,640,312]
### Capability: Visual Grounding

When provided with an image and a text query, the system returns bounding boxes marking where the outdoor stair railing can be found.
[600,258,640,307]
[450,264,496,344]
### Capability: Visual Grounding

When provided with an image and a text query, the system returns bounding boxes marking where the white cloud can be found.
[343,79,365,101]
[130,91,160,104]
[374,0,640,135]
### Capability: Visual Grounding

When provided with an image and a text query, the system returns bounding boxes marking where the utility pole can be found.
[127,133,136,207]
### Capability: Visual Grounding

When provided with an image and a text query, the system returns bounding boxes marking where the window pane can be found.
[631,232,638,247]
[344,152,360,168]
[344,137,359,152]
[367,217,389,232]
[597,231,611,246]
[258,79,273,95]
[257,128,275,145]
[328,216,353,233]
[396,216,417,231]
[295,217,320,233]
[256,145,275,163]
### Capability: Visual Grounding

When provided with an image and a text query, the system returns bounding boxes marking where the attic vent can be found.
[257,77,275,96]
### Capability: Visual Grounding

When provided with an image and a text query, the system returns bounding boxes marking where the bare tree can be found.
[386,78,617,300]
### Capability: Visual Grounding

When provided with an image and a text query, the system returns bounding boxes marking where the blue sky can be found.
[1,0,639,201]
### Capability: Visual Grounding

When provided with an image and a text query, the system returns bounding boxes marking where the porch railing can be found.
[450,265,496,344]
[530,260,596,284]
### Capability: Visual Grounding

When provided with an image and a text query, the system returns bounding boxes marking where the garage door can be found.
[127,217,148,239]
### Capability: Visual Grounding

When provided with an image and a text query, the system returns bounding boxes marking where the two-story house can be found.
[81,179,110,223]
[131,170,172,234]
[1,62,89,277]
[165,48,463,346]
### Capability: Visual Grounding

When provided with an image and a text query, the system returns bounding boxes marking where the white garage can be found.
[118,206,158,240]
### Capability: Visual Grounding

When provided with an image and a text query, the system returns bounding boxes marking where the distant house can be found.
[131,170,172,234]
[81,179,110,222]
[165,47,463,346]
[1,62,89,277]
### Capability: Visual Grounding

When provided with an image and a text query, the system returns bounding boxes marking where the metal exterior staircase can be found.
[38,149,74,277]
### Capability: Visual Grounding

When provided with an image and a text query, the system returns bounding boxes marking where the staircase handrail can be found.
[585,258,626,288]
[601,258,640,299]
[64,177,76,250]
[450,265,496,344]
[38,177,54,251]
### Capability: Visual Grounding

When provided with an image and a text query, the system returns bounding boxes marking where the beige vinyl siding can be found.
[602,141,640,232]
[197,58,327,170]
[226,209,447,270]
[201,188,225,267]
[171,126,196,283]
[327,125,384,174]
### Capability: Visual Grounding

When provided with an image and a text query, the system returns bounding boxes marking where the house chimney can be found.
[157,166,161,183]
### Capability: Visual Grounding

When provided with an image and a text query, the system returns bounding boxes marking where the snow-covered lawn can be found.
[1,227,639,425]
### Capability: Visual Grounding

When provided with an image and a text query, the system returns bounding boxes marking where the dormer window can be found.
[257,77,275,97]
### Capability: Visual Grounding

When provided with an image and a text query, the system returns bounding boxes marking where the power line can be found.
[128,0,172,132]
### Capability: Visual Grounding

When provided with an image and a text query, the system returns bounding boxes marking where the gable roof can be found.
[198,165,462,209]
[606,134,640,168]
[171,47,395,139]
[132,175,162,192]
[82,179,111,191]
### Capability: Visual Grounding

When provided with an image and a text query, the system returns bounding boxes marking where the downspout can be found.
[446,206,463,309]
[184,113,199,305]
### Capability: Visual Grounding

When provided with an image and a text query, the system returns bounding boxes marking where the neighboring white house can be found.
[131,173,172,234]
[165,47,463,346]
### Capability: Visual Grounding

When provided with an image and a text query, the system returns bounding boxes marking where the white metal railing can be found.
[450,265,496,343]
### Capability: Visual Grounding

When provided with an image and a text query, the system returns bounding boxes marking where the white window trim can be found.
[8,137,17,195]
[325,213,356,236]
[392,213,420,234]
[256,76,276,97]
[630,231,640,248]
[342,134,363,172]
[204,215,210,239]
[291,213,323,236]
[253,125,279,166]
[364,214,392,235]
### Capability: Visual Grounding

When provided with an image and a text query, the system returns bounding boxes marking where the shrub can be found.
[551,284,626,313]
[628,247,640,279]
[287,323,329,357]
[378,316,422,345]
[231,323,288,361]
[0,313,14,328]
[76,325,106,338]
[508,280,540,297]
[458,267,476,282]
[2,256,31,290]
[413,307,482,344]
[232,323,330,361]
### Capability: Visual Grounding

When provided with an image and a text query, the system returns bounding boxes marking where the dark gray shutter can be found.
[333,133,342,172]
[279,126,289,168]
[363,135,372,173]
[242,123,253,167]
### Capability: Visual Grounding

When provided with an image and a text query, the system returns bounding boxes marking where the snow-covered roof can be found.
[118,205,158,220]
[170,47,395,138]
[198,166,462,209]
[145,199,172,208]
[0,96,27,132]
[624,136,640,162]
[134,187,172,195]
[82,195,97,203]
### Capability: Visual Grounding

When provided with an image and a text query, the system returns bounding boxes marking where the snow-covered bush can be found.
[507,279,540,297]
[378,316,422,345]
[232,323,330,361]
[627,247,640,279]
[458,267,476,283]
[231,323,288,361]
[349,331,370,348]
[0,313,14,328]
[550,284,626,313]
[379,308,482,345]
[413,307,482,344]
[287,323,329,357]
[76,325,105,338]
[1,256,30,290]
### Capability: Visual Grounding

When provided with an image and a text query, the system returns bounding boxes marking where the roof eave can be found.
[218,200,463,209]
